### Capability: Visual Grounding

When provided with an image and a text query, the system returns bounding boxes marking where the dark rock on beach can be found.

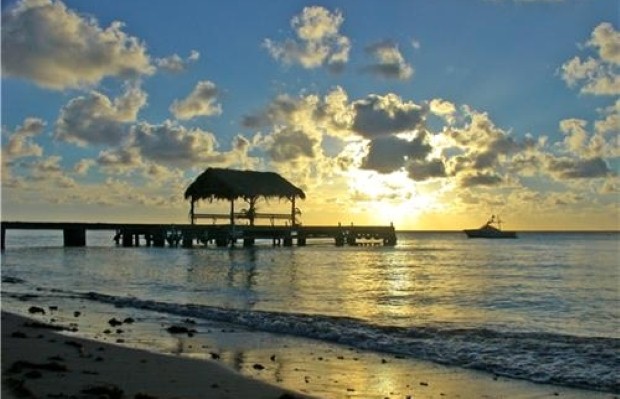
[28,306,46,315]
[81,384,124,399]
[108,318,123,327]
[166,325,197,335]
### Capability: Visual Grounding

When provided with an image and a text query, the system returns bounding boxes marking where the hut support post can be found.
[190,200,195,225]
[230,199,235,227]
[291,196,296,227]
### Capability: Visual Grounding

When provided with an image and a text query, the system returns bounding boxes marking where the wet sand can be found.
[1,311,308,399]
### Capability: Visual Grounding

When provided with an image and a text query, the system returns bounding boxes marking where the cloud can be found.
[546,156,612,179]
[263,6,350,71]
[406,158,447,181]
[560,22,620,95]
[361,133,432,174]
[131,121,219,166]
[589,22,620,65]
[170,80,222,120]
[73,159,96,175]
[97,146,143,172]
[362,40,413,80]
[3,117,46,158]
[559,102,620,158]
[351,93,425,138]
[263,127,318,163]
[1,0,154,90]
[459,172,503,188]
[55,83,147,146]
[156,50,200,73]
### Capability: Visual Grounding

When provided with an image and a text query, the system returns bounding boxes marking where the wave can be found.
[70,290,619,393]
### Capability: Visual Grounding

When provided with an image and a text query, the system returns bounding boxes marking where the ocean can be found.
[2,230,618,397]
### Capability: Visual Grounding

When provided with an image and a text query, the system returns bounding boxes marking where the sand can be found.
[2,304,616,399]
[1,311,309,399]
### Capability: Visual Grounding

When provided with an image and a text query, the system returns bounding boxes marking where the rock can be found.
[209,352,220,360]
[108,318,123,327]
[73,311,81,317]
[166,325,196,335]
[123,317,135,324]
[252,363,265,370]
[81,384,123,399]
[28,306,45,315]
[11,331,27,339]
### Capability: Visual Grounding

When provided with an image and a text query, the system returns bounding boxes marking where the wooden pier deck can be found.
[1,221,397,250]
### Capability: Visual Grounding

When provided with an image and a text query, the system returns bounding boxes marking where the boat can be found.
[464,215,517,239]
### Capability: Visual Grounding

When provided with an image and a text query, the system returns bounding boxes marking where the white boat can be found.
[464,215,517,239]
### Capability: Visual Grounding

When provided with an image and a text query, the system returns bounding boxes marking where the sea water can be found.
[2,230,618,394]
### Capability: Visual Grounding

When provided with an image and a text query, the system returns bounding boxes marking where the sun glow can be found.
[347,169,442,227]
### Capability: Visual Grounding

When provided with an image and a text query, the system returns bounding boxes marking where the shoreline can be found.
[1,311,310,399]
[2,302,617,399]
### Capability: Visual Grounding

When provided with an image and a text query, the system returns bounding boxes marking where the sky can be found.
[1,0,618,230]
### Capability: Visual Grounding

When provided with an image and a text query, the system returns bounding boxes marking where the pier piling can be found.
[63,227,86,247]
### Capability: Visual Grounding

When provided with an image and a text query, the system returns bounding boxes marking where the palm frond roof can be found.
[184,168,306,202]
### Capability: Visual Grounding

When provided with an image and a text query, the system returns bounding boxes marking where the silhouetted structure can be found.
[184,168,306,227]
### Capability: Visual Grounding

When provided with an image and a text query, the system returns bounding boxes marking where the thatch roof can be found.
[184,168,306,202]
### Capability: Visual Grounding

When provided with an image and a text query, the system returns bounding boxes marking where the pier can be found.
[0,221,397,250]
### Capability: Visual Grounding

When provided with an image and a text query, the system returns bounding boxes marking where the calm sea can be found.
[2,230,618,394]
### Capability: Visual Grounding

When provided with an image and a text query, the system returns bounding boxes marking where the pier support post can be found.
[153,233,165,247]
[243,238,255,247]
[283,237,293,247]
[63,227,86,247]
[182,237,193,248]
[297,236,306,246]
[1,226,5,251]
[122,233,133,247]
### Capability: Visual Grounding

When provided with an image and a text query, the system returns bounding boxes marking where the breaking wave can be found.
[79,291,619,393]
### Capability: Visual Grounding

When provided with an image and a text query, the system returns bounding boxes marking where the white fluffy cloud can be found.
[362,40,413,80]
[55,84,147,146]
[264,6,350,71]
[156,50,200,73]
[1,0,154,90]
[3,117,46,158]
[560,22,620,95]
[170,80,222,120]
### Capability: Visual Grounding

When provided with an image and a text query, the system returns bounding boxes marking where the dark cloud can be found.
[54,86,146,147]
[242,94,299,128]
[267,128,317,162]
[352,94,425,138]
[406,158,447,181]
[360,134,432,174]
[546,156,611,179]
[459,172,503,188]
[131,121,218,166]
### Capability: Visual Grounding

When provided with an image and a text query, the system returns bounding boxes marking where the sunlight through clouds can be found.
[1,0,617,229]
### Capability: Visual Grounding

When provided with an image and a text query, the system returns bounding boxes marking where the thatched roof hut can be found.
[184,168,305,225]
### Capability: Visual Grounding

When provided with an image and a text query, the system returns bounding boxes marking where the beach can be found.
[2,304,616,399]
[2,231,618,398]
[1,311,309,399]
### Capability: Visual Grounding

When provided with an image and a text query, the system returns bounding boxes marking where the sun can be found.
[347,169,442,227]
